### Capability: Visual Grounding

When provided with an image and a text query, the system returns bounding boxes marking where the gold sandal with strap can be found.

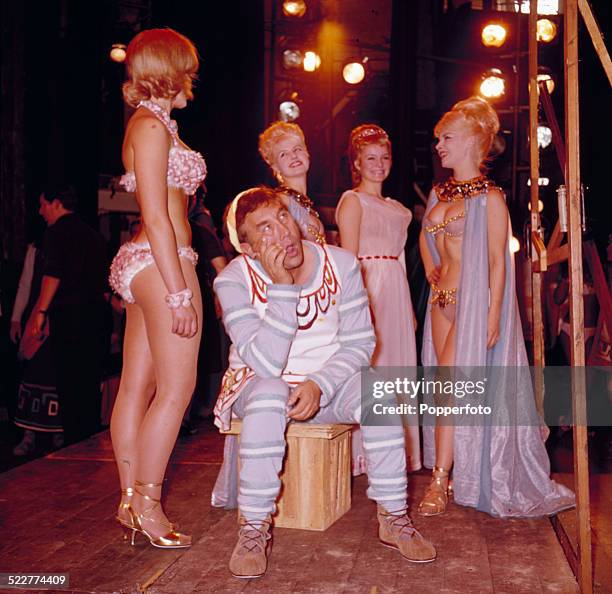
[417,466,451,517]
[116,487,134,531]
[127,480,192,549]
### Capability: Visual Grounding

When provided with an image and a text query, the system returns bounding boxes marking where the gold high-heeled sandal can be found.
[116,487,135,530]
[128,480,192,549]
[417,466,451,517]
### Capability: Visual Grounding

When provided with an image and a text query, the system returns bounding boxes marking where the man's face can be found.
[240,200,304,270]
[38,194,57,226]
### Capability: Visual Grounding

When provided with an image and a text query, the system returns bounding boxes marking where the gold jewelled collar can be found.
[434,176,500,203]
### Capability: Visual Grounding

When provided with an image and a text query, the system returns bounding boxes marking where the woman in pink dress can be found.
[336,124,421,472]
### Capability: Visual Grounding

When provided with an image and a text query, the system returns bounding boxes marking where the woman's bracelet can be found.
[165,288,193,309]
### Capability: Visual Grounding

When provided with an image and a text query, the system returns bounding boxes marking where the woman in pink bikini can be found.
[109,28,207,548]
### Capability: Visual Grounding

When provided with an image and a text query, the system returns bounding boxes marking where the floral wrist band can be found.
[165,288,193,309]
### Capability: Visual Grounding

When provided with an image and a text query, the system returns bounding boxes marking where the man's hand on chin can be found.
[260,240,293,285]
[287,380,322,421]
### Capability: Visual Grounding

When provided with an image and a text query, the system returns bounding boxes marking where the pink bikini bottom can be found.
[109,242,198,303]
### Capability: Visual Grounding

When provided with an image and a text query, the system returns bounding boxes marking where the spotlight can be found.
[537,124,552,149]
[481,23,507,48]
[303,51,321,72]
[537,69,555,94]
[527,200,545,213]
[479,68,505,99]
[282,0,307,18]
[509,236,521,253]
[536,18,557,42]
[282,49,303,69]
[279,100,300,122]
[110,43,126,63]
[342,58,367,85]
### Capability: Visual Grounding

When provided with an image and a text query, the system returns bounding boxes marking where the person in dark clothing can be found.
[186,202,228,426]
[31,185,109,445]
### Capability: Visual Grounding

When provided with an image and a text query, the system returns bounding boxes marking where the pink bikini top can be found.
[120,100,207,196]
[424,211,465,238]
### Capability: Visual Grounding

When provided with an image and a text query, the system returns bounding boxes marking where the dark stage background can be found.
[1,0,610,294]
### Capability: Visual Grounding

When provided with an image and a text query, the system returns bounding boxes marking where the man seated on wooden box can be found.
[214,186,436,579]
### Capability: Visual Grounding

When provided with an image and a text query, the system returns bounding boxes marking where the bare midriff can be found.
[428,203,464,292]
[132,187,192,248]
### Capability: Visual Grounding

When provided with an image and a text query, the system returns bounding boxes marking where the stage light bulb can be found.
[481,23,507,48]
[303,51,321,72]
[283,50,303,69]
[479,69,505,99]
[517,1,559,15]
[527,200,545,213]
[537,73,555,94]
[537,125,552,149]
[342,62,365,85]
[110,44,126,63]
[527,177,550,187]
[510,236,520,253]
[536,18,557,42]
[279,101,300,122]
[282,0,307,18]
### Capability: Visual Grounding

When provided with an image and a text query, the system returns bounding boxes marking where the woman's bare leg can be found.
[418,305,458,514]
[129,257,203,538]
[110,302,156,511]
[431,307,457,470]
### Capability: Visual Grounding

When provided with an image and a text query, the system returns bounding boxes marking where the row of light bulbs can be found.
[481,18,557,48]
[283,49,368,84]
[478,67,554,100]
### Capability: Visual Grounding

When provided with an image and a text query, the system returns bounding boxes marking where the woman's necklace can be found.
[435,175,498,203]
[277,185,318,217]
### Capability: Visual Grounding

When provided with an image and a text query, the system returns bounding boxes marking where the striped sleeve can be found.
[214,263,300,378]
[306,255,375,406]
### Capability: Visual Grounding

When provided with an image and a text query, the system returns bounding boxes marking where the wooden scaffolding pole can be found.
[528,2,545,415]
[578,0,612,87]
[564,1,593,592]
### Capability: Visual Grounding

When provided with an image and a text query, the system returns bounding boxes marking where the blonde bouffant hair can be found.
[258,121,307,167]
[434,96,500,172]
[122,28,199,108]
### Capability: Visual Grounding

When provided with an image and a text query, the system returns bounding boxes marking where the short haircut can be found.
[258,121,307,166]
[235,186,284,243]
[122,28,199,108]
[41,183,79,211]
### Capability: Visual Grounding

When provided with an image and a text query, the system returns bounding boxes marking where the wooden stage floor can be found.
[0,423,590,594]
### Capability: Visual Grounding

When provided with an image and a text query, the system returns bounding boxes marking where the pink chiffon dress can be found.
[336,190,421,471]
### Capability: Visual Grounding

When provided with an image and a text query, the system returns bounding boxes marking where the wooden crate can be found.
[223,420,352,531]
